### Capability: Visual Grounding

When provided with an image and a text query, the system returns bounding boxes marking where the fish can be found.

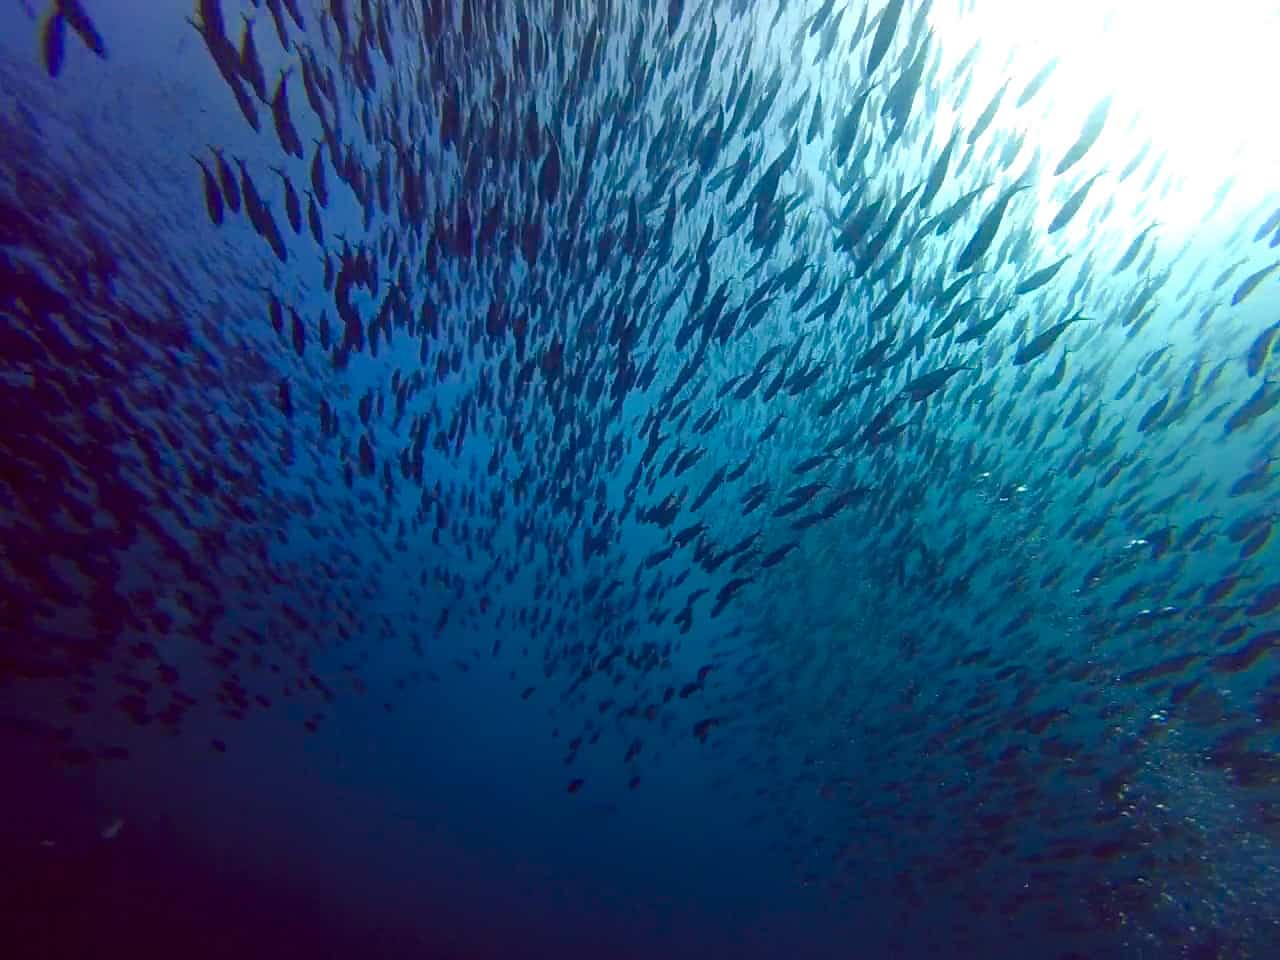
[1137,391,1171,433]
[760,542,799,568]
[967,80,1008,146]
[238,15,267,101]
[931,296,981,340]
[868,272,912,326]
[1016,256,1070,295]
[793,453,831,474]
[1054,96,1111,176]
[193,155,224,226]
[57,0,106,58]
[919,130,959,211]
[955,183,1030,273]
[1256,204,1280,242]
[270,69,304,159]
[954,304,1010,344]
[1223,380,1280,434]
[310,143,329,208]
[271,166,302,235]
[305,190,323,245]
[668,0,684,35]
[690,465,727,511]
[1048,172,1103,234]
[1245,321,1280,377]
[901,364,977,402]
[864,0,906,77]
[41,12,66,78]
[210,148,241,211]
[1113,224,1158,275]
[1016,57,1058,107]
[711,576,753,617]
[1231,260,1280,306]
[1012,315,1086,366]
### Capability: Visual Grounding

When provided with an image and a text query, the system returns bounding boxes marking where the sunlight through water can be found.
[934,0,1280,233]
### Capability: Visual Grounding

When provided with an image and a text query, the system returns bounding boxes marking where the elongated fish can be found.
[1048,172,1104,234]
[1013,315,1086,365]
[1054,96,1111,176]
[1016,256,1070,295]
[865,0,906,76]
[956,183,1030,273]
[1016,56,1058,108]
[1231,260,1280,306]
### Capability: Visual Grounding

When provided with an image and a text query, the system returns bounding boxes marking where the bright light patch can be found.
[930,0,1280,233]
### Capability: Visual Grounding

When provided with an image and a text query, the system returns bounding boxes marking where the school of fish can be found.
[3,0,1280,956]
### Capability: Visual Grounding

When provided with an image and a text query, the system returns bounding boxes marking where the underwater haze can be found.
[3,0,1280,957]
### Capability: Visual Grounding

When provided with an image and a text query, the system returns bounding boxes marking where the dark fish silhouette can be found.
[57,0,106,58]
[238,15,267,101]
[41,12,66,77]
[210,148,241,212]
[271,166,302,235]
[271,69,305,159]
[1013,315,1085,366]
[956,183,1029,273]
[193,155,224,225]
[1232,261,1280,306]
[865,0,906,76]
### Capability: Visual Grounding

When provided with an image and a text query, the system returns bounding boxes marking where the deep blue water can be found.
[3,1,1280,958]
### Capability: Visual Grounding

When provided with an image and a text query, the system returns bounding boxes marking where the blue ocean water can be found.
[2,1,1280,958]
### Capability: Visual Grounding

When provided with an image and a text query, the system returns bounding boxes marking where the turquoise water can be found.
[2,1,1280,957]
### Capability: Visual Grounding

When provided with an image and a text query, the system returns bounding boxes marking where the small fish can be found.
[57,0,106,58]
[760,541,799,567]
[1137,392,1170,433]
[1055,96,1110,176]
[193,156,224,225]
[1013,315,1085,366]
[1245,320,1280,377]
[277,378,293,418]
[1223,380,1280,434]
[210,148,241,211]
[41,12,66,78]
[955,183,1030,273]
[1016,57,1058,108]
[289,308,306,356]
[309,142,329,208]
[1016,256,1070,295]
[711,576,753,617]
[1231,261,1280,307]
[901,364,977,402]
[305,190,323,245]
[271,166,302,235]
[967,80,1009,146]
[1048,172,1103,234]
[1113,224,1158,275]
[238,15,266,101]
[270,69,304,159]
[865,0,906,76]
[793,453,831,474]
[919,130,959,210]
